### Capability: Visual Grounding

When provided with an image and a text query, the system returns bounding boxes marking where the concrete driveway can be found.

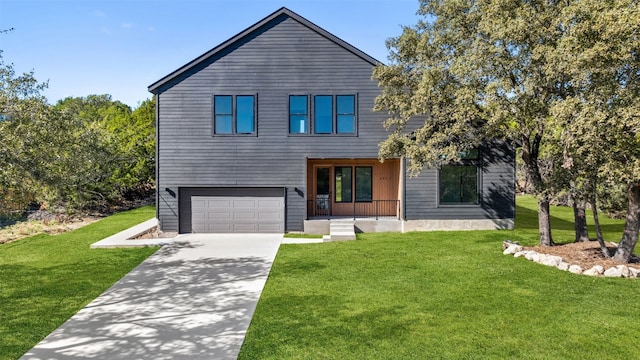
[20,233,282,360]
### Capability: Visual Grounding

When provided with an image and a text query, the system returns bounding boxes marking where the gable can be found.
[148,7,380,94]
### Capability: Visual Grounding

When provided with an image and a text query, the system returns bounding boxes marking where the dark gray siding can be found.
[155,14,515,233]
[404,141,515,220]
[156,16,388,232]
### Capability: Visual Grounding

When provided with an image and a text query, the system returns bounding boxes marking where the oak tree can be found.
[374,0,570,246]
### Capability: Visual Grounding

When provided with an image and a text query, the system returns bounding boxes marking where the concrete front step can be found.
[330,222,354,230]
[330,225,355,232]
[329,233,356,241]
[328,220,356,241]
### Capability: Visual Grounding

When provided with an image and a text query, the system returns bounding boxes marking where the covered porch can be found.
[305,158,402,220]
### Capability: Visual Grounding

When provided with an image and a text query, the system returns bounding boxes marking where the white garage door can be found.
[191,196,284,233]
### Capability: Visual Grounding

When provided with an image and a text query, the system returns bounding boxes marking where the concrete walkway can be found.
[21,233,282,360]
[89,218,175,248]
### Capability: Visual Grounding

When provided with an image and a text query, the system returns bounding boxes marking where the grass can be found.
[0,206,158,360]
[239,196,636,360]
[284,233,325,239]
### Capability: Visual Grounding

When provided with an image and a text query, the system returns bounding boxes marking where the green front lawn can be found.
[240,197,636,359]
[0,207,158,360]
[283,233,324,239]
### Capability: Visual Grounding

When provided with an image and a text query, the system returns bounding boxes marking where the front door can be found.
[315,166,331,216]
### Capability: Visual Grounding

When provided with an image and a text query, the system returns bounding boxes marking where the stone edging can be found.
[502,240,640,278]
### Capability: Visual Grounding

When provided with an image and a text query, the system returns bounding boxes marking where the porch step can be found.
[327,220,356,241]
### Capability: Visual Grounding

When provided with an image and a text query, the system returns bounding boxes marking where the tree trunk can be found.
[521,133,553,246]
[590,195,610,258]
[538,198,554,246]
[613,184,640,263]
[573,200,589,242]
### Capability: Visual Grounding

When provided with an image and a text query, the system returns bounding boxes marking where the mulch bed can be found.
[526,241,640,270]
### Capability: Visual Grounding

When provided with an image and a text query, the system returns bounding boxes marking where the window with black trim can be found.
[314,95,332,134]
[213,95,255,135]
[289,95,308,134]
[335,166,352,203]
[336,95,355,134]
[290,94,357,135]
[355,166,372,202]
[460,148,479,160]
[439,148,480,205]
[439,166,478,205]
[334,166,372,203]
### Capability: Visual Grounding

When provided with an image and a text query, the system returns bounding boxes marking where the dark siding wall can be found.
[156,15,515,233]
[157,16,389,232]
[404,141,515,220]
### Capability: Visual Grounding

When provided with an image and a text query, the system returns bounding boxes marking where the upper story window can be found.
[289,95,308,134]
[213,95,255,135]
[314,95,333,134]
[290,94,357,135]
[336,95,355,134]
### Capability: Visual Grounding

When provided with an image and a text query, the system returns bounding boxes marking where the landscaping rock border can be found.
[502,240,638,278]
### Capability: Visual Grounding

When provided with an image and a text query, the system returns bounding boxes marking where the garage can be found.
[179,188,285,233]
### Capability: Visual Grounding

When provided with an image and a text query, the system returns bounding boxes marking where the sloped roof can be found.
[148,7,381,94]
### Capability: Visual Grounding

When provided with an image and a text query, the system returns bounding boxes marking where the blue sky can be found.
[0,0,422,108]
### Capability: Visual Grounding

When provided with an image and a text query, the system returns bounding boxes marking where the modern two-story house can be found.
[148,7,515,235]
